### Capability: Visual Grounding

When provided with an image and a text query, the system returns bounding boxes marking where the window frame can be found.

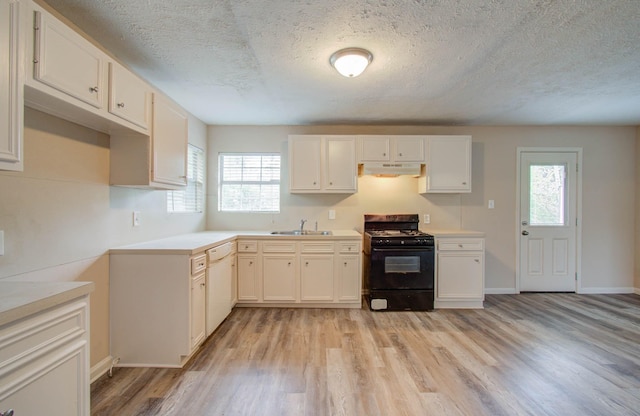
[218,152,281,213]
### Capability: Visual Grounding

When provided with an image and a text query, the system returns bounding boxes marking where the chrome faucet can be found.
[299,219,307,232]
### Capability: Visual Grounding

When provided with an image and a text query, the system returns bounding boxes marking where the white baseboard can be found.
[484,288,517,294]
[91,355,113,384]
[578,287,635,294]
[635,287,640,295]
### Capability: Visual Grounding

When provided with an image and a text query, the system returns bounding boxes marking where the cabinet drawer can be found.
[0,299,86,364]
[262,241,297,253]
[338,242,361,254]
[300,242,334,253]
[237,240,258,253]
[438,239,484,251]
[191,254,206,275]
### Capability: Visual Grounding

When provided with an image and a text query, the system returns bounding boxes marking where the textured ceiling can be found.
[41,0,640,126]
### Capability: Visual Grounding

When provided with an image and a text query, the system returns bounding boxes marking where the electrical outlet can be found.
[328,209,336,220]
[424,214,430,224]
[488,200,495,209]
[133,211,141,227]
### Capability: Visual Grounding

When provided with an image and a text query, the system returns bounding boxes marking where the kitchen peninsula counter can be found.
[0,281,94,327]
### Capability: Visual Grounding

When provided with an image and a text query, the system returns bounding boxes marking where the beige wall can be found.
[0,108,207,370]
[636,127,640,293]
[207,125,637,293]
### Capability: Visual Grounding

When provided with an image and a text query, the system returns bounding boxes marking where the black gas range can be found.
[363,214,435,311]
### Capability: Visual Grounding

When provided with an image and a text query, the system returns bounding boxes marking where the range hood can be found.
[361,162,422,177]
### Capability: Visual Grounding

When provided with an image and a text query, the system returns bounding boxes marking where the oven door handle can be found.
[371,246,434,252]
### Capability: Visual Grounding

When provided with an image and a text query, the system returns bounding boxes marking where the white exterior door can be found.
[519,151,579,292]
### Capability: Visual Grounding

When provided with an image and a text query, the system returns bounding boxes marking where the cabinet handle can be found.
[1,410,14,416]
[249,261,253,265]
[313,181,316,185]
[89,86,99,93]
[474,259,480,263]
[117,102,125,108]
[288,262,291,266]
[329,182,333,185]
[399,153,403,157]
[458,244,463,248]
[305,262,309,266]
[383,152,386,157]
[200,282,206,287]
[344,262,347,266]
[244,245,249,249]
[462,182,467,185]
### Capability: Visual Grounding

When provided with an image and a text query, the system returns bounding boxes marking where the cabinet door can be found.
[359,136,390,161]
[237,255,259,301]
[0,0,23,171]
[437,252,484,300]
[152,94,188,187]
[423,135,471,193]
[230,253,238,306]
[337,255,361,302]
[108,61,151,130]
[263,255,297,302]
[190,273,206,349]
[325,136,357,192]
[289,135,322,191]
[300,255,334,301]
[34,10,104,109]
[394,136,425,162]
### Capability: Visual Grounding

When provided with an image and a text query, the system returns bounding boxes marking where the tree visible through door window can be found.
[218,153,280,212]
[529,164,566,226]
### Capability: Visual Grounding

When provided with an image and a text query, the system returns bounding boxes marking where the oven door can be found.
[369,246,434,290]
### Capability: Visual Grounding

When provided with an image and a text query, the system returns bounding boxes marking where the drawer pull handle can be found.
[117,102,125,108]
[474,259,480,263]
[458,244,463,248]
[89,86,99,93]
[200,282,206,287]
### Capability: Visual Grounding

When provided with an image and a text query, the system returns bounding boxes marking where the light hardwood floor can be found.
[91,294,640,415]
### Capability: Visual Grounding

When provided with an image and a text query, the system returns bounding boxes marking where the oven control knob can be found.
[400,240,405,245]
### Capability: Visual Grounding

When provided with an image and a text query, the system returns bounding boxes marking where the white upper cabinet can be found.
[325,136,357,192]
[0,0,24,172]
[24,2,150,136]
[108,61,152,130]
[32,8,105,109]
[289,135,322,191]
[289,135,357,193]
[109,94,188,189]
[151,94,188,187]
[359,135,425,163]
[420,135,472,193]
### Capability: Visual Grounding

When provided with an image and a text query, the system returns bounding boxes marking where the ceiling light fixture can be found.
[330,48,373,78]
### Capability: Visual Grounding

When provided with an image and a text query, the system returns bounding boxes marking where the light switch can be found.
[328,209,336,220]
[0,230,4,256]
[488,200,495,209]
[133,211,141,227]
[424,214,430,224]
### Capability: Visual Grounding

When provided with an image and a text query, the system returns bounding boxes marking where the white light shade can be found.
[330,48,373,77]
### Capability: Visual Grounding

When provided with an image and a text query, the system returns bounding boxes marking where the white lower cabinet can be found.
[435,237,485,308]
[237,240,260,302]
[110,252,207,367]
[263,255,297,301]
[235,238,361,308]
[301,255,334,301]
[190,272,206,349]
[0,295,91,416]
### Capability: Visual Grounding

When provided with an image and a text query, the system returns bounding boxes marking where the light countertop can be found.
[0,281,94,327]
[110,230,363,255]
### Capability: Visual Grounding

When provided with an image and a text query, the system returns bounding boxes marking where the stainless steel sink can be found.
[270,230,332,236]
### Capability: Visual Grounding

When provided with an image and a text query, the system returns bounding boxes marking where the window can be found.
[218,153,280,212]
[529,164,566,226]
[167,144,205,213]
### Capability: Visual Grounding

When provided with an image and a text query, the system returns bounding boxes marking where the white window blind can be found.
[218,153,280,212]
[167,144,205,213]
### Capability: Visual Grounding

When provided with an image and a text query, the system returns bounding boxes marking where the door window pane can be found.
[529,164,566,226]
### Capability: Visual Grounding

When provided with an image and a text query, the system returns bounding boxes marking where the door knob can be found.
[522,230,529,236]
